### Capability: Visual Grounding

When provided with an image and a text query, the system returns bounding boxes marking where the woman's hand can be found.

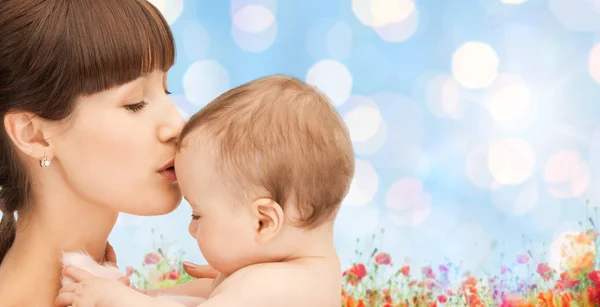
[102,241,131,287]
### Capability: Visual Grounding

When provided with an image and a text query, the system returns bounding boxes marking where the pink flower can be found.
[374,252,392,265]
[422,266,435,279]
[501,265,509,274]
[516,254,529,264]
[144,252,161,265]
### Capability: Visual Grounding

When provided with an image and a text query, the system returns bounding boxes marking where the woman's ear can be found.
[4,111,52,160]
[251,198,284,244]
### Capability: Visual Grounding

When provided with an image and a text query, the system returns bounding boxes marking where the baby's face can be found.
[174,140,257,276]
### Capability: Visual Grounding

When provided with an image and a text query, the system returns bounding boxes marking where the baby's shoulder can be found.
[213,259,341,307]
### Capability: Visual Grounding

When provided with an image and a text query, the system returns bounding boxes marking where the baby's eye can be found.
[191,214,201,220]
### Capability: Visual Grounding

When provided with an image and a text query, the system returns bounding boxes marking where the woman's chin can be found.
[124,197,183,216]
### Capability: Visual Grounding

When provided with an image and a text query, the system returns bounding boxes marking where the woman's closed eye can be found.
[191,214,201,220]
[124,101,147,112]
[124,90,170,112]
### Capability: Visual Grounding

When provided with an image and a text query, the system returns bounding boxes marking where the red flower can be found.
[344,263,367,286]
[125,266,135,277]
[143,252,161,265]
[536,263,553,281]
[168,270,180,280]
[555,272,579,291]
[588,285,600,305]
[374,252,392,265]
[401,265,410,277]
[590,270,600,284]
[438,294,448,303]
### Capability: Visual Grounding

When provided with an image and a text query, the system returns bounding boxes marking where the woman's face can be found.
[49,70,185,215]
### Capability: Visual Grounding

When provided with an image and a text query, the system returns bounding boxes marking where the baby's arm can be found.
[142,278,214,298]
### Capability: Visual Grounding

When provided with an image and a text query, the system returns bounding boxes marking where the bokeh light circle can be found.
[452,42,499,89]
[487,138,536,185]
[343,159,379,207]
[183,60,230,107]
[385,178,432,226]
[544,150,590,198]
[306,60,353,106]
[147,0,184,24]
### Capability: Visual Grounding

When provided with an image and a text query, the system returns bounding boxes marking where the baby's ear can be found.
[251,198,284,243]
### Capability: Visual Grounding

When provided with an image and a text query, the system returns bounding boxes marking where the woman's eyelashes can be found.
[191,214,201,220]
[124,90,170,112]
[124,101,148,112]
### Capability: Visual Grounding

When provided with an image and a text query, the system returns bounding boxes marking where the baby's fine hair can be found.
[178,75,355,229]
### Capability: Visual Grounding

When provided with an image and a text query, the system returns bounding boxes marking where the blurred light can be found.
[466,143,498,190]
[367,92,424,169]
[386,178,432,226]
[306,60,353,106]
[501,0,528,3]
[452,42,499,89]
[307,20,353,60]
[544,150,590,198]
[415,203,459,238]
[548,0,600,32]
[231,5,277,52]
[491,181,538,216]
[231,0,276,15]
[327,22,353,59]
[589,44,600,85]
[483,74,532,122]
[344,105,383,143]
[488,138,536,185]
[425,74,463,118]
[343,160,379,207]
[342,96,388,156]
[529,196,562,232]
[232,5,274,33]
[175,107,190,121]
[183,61,229,107]
[352,0,419,42]
[182,21,210,62]
[115,213,147,228]
[147,0,184,24]
[335,205,381,239]
[373,8,418,43]
[353,0,414,27]
[549,231,595,272]
[444,223,494,271]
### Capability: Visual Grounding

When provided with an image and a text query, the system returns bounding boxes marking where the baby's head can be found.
[175,75,354,275]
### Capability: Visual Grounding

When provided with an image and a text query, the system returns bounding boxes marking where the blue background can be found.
[101,0,600,277]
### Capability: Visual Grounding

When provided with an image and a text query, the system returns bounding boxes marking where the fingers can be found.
[55,292,76,307]
[58,283,78,294]
[183,262,219,279]
[62,266,93,283]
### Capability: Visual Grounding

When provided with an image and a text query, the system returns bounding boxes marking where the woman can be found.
[0,0,214,305]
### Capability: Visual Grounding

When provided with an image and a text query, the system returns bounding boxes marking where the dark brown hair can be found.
[0,0,175,263]
[178,75,355,229]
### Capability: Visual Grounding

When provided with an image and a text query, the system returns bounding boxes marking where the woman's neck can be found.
[0,190,118,306]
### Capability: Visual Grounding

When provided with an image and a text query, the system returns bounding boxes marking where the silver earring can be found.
[40,155,51,168]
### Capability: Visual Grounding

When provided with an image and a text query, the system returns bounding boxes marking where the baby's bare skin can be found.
[141,255,341,307]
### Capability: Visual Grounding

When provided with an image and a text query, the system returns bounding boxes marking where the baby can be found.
[57,75,355,307]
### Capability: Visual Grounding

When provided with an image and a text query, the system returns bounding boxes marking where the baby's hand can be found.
[56,266,136,307]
